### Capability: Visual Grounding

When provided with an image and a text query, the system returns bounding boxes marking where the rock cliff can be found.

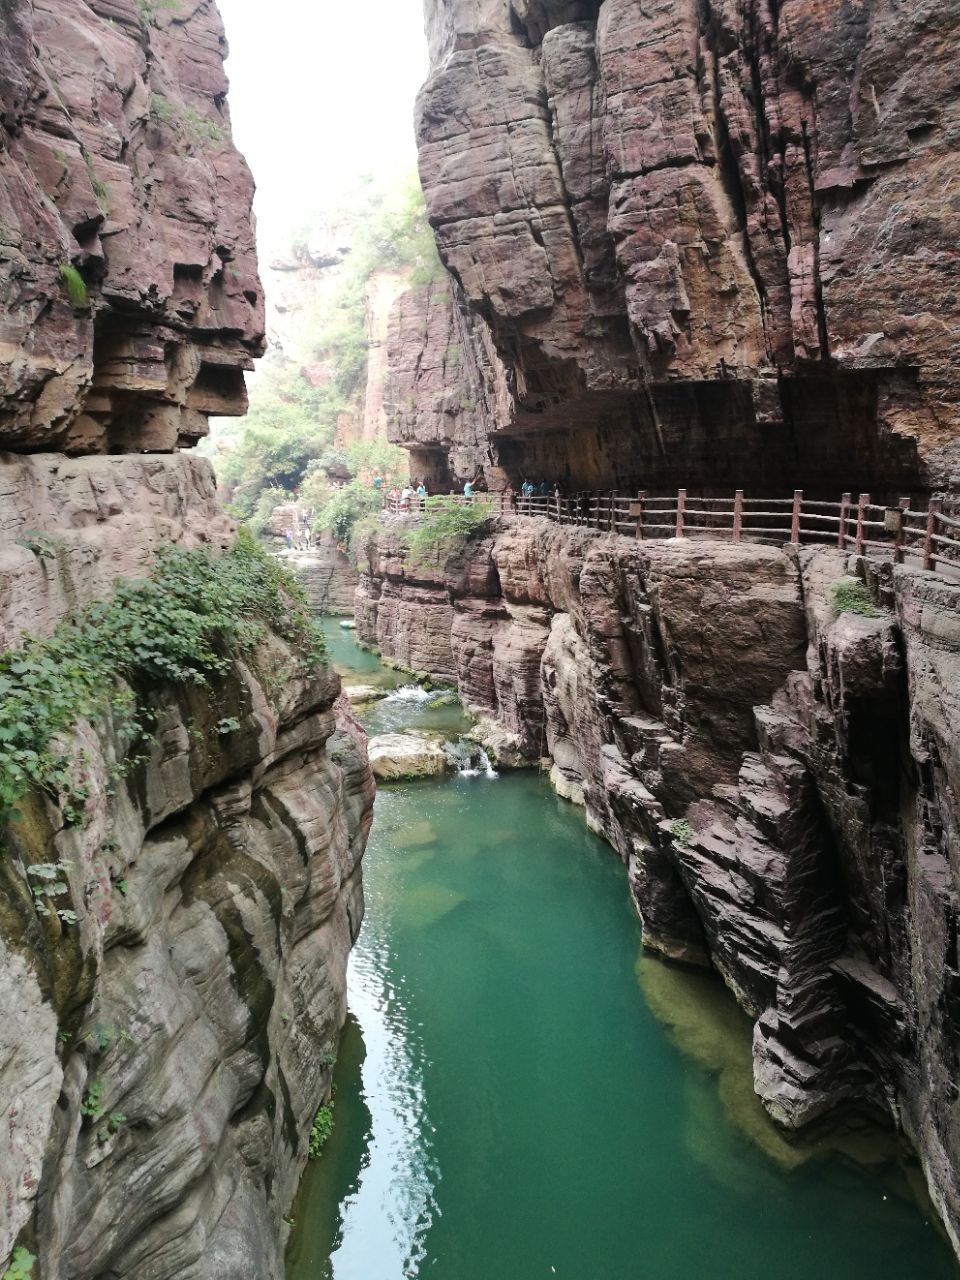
[390,0,960,494]
[355,517,960,1253]
[0,3,374,1276]
[0,629,373,1277]
[1,0,263,455]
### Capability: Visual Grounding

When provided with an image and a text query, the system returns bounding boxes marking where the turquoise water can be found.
[287,625,957,1280]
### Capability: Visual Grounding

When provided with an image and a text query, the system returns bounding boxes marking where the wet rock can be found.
[0,636,374,1277]
[368,732,450,780]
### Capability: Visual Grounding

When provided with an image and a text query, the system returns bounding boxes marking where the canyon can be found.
[356,516,960,1251]
[2,0,960,1272]
[361,0,960,1255]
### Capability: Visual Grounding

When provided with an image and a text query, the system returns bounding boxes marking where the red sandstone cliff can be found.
[0,0,264,455]
[0,6,373,1278]
[391,0,960,495]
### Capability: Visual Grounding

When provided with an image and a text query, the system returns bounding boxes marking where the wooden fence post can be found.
[838,492,851,549]
[609,490,617,533]
[895,497,909,564]
[790,489,803,545]
[676,488,686,539]
[732,490,743,543]
[924,497,942,571]
[855,493,870,556]
[635,491,646,541]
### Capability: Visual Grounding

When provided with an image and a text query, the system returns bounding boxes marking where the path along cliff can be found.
[0,2,373,1276]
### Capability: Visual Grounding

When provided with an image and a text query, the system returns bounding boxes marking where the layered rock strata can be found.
[0,628,374,1276]
[401,0,960,493]
[356,517,960,1252]
[1,0,264,455]
[0,456,374,1278]
[0,4,376,1275]
[286,535,359,616]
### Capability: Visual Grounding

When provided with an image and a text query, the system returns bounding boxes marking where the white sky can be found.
[217,0,430,254]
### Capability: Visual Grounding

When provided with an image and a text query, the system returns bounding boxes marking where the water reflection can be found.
[323,938,438,1279]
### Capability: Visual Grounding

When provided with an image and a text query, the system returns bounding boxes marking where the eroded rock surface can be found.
[0,0,264,455]
[357,517,960,1253]
[0,636,373,1277]
[399,0,960,492]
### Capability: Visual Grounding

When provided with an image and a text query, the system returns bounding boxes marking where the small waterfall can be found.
[443,739,498,779]
[383,685,433,705]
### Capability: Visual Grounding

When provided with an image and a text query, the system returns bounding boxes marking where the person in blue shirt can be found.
[373,474,383,491]
[463,478,474,499]
[520,478,534,512]
[417,481,427,510]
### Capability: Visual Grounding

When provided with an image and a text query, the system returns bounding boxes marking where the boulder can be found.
[368,732,450,780]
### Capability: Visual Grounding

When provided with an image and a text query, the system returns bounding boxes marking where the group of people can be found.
[508,479,563,512]
[283,525,313,551]
[385,480,429,511]
[373,470,567,515]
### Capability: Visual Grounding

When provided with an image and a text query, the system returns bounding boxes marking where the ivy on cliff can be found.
[0,532,325,826]
[403,497,492,566]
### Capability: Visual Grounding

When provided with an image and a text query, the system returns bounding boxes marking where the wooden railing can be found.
[384,490,960,577]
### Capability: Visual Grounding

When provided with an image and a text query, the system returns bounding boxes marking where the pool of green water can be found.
[286,624,957,1280]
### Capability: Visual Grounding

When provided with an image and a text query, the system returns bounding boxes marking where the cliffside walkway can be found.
[386,489,960,579]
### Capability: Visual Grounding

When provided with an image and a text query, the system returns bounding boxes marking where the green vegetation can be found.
[149,92,175,125]
[830,580,880,617]
[82,147,108,202]
[81,1079,105,1121]
[2,1248,36,1280]
[0,533,324,828]
[182,105,224,148]
[209,172,440,527]
[26,860,76,925]
[58,262,88,307]
[403,497,491,566]
[308,1098,335,1158]
[97,1112,127,1145]
[316,478,385,547]
[669,819,694,846]
[149,92,222,149]
[136,0,179,25]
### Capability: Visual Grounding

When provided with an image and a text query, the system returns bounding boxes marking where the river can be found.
[286,619,957,1280]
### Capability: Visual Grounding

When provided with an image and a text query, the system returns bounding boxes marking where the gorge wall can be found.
[1,2,374,1275]
[356,518,960,1250]
[384,0,960,495]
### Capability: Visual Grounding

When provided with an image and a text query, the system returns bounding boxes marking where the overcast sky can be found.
[217,0,430,253]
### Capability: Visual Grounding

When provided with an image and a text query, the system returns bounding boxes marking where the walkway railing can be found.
[384,490,960,578]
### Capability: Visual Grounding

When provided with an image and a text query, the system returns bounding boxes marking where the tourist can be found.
[520,478,534,513]
[463,477,474,500]
[284,527,293,550]
[400,484,413,511]
[388,484,401,511]
[417,480,427,509]
[373,473,383,491]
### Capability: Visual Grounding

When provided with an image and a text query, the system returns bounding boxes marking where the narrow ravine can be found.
[286,621,957,1280]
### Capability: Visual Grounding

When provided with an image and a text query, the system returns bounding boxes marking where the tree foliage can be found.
[208,171,439,527]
